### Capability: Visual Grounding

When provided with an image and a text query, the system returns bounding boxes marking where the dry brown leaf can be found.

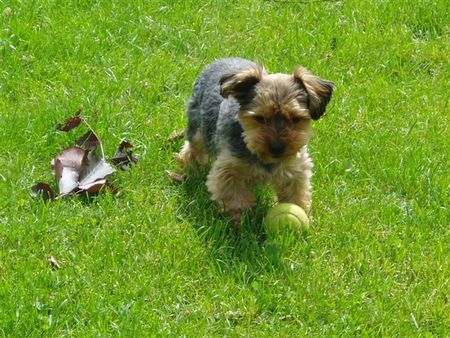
[52,147,116,195]
[31,183,56,201]
[48,256,61,270]
[111,140,138,170]
[76,131,100,150]
[56,110,82,132]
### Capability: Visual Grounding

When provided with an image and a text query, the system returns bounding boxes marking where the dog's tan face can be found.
[220,66,334,163]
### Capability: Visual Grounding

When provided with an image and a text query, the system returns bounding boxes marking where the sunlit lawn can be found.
[0,0,448,336]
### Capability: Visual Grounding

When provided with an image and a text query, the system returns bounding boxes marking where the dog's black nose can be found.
[269,143,285,156]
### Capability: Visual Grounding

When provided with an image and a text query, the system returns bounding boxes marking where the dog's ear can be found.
[219,66,263,104]
[294,68,334,120]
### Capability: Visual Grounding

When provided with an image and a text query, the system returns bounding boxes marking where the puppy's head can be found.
[220,65,334,163]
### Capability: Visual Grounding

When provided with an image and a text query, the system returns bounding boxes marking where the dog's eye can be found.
[291,116,302,124]
[254,116,265,124]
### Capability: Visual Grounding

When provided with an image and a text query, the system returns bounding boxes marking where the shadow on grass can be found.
[175,165,311,277]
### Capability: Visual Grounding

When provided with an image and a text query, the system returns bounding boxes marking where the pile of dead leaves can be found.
[32,111,138,201]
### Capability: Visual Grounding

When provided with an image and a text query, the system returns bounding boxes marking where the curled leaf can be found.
[31,183,56,201]
[80,151,116,187]
[76,131,100,151]
[56,110,82,132]
[77,179,118,195]
[78,179,109,193]
[111,140,138,170]
[48,256,61,270]
[53,147,86,194]
[52,147,116,195]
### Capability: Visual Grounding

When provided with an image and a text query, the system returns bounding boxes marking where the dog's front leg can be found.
[273,151,314,214]
[206,153,255,229]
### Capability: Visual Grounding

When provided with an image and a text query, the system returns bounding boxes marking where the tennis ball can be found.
[264,203,309,237]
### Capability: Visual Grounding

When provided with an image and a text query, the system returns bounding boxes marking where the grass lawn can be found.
[0,0,448,336]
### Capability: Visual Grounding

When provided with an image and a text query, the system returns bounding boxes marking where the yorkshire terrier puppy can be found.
[177,58,334,226]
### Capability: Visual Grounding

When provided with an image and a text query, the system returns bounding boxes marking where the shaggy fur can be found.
[177,58,334,226]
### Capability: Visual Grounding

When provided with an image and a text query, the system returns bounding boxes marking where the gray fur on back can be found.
[186,58,257,156]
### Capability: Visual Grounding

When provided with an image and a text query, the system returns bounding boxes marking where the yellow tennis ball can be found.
[264,203,310,237]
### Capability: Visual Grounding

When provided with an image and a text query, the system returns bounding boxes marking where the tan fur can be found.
[293,68,334,120]
[220,66,265,100]
[238,76,312,163]
[176,130,209,168]
[205,146,313,223]
[271,148,313,212]
[177,61,333,226]
[206,149,259,223]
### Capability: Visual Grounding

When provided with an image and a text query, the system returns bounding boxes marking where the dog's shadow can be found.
[174,166,307,276]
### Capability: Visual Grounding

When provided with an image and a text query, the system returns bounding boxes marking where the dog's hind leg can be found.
[176,96,209,169]
[176,130,209,169]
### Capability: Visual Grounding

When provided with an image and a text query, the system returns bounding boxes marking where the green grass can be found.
[1,0,448,336]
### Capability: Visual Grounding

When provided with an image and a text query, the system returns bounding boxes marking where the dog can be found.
[177,58,334,227]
